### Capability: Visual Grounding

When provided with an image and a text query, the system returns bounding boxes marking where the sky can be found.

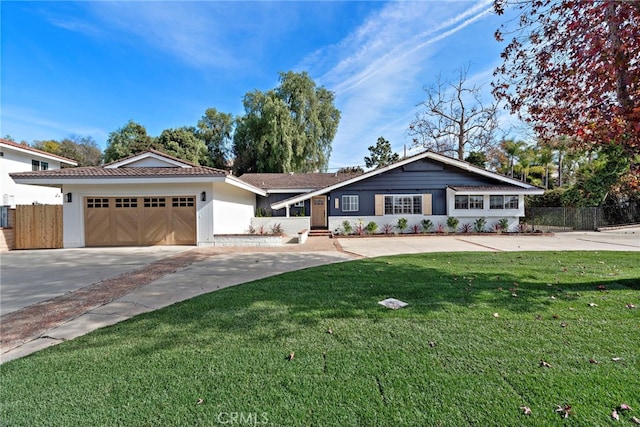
[1,0,517,170]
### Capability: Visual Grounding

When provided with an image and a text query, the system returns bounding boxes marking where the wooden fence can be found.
[15,205,63,249]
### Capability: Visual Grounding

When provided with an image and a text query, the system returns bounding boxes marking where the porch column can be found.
[285,204,290,218]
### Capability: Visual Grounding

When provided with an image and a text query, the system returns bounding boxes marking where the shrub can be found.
[342,220,353,235]
[435,223,445,234]
[446,216,459,232]
[270,223,283,235]
[411,224,420,234]
[248,225,256,234]
[491,222,502,233]
[258,225,266,235]
[517,222,530,233]
[382,223,394,234]
[473,217,487,233]
[499,218,510,232]
[396,217,408,233]
[460,223,473,233]
[365,221,378,234]
[355,219,365,236]
[421,219,434,233]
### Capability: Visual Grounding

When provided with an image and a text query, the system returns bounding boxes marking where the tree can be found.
[409,65,499,160]
[197,108,233,169]
[103,120,155,163]
[464,151,487,168]
[492,0,640,188]
[32,135,102,166]
[156,127,209,166]
[232,71,340,174]
[337,166,364,174]
[364,137,399,169]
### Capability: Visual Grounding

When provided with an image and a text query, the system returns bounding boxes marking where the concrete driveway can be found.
[1,246,192,315]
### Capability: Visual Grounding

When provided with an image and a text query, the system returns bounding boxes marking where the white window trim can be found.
[383,194,422,215]
[341,195,359,212]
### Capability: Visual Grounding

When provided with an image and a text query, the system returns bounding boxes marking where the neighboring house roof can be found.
[10,150,266,195]
[271,151,545,210]
[0,138,78,166]
[239,172,362,193]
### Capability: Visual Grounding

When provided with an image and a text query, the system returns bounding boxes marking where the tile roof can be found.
[0,138,78,164]
[238,172,362,190]
[10,166,228,179]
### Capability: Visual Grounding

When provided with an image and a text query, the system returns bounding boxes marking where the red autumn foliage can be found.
[492,0,640,165]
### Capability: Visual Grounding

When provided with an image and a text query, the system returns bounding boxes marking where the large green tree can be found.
[197,108,234,169]
[156,127,209,166]
[103,120,155,163]
[232,71,340,174]
[364,137,399,169]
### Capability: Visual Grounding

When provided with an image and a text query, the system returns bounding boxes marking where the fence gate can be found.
[15,205,63,249]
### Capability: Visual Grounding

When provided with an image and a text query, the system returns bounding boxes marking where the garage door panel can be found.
[171,196,196,245]
[85,198,112,246]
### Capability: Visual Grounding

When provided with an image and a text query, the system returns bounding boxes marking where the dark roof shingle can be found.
[239,172,362,190]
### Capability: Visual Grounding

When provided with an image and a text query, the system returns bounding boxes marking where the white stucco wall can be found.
[251,217,310,236]
[1,149,65,206]
[60,182,222,248]
[210,182,257,236]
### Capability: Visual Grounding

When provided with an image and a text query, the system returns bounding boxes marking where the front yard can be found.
[1,252,638,426]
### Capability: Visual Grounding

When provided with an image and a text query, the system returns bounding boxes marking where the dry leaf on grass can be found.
[326,328,333,334]
[493,312,500,318]
[540,360,552,368]
[555,405,572,418]
[520,406,532,415]
[428,341,437,348]
[612,409,620,421]
[196,398,204,405]
[631,416,640,424]
[588,302,598,307]
[627,304,637,309]
[589,358,598,364]
[619,404,632,411]
[287,352,295,361]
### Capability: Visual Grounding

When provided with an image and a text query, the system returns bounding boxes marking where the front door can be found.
[311,196,327,228]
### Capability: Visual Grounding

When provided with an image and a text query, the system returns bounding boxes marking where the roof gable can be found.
[105,150,195,169]
[239,172,362,192]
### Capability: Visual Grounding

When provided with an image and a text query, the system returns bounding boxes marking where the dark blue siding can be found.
[257,193,308,217]
[328,159,502,216]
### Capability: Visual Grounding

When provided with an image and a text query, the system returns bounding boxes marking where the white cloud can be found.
[300,0,498,168]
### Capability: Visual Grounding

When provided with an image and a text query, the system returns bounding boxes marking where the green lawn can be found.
[1,251,639,426]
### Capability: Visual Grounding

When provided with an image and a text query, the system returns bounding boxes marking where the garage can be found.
[84,195,196,246]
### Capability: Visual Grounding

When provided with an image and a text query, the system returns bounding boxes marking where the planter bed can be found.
[213,234,284,247]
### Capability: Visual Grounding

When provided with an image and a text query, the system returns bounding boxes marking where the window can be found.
[293,201,305,208]
[490,195,504,209]
[144,197,166,208]
[384,195,422,215]
[454,195,469,209]
[172,197,195,207]
[469,195,484,209]
[505,195,519,209]
[116,198,138,208]
[32,160,40,171]
[41,162,48,171]
[87,198,109,208]
[341,195,359,212]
